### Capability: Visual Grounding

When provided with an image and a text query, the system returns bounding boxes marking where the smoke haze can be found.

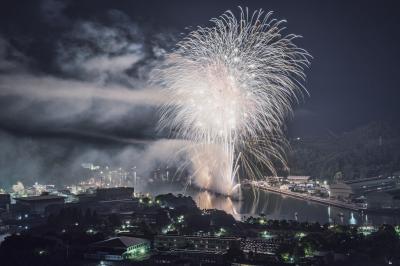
[0,0,181,188]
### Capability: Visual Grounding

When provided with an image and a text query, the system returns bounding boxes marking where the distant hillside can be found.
[288,122,400,180]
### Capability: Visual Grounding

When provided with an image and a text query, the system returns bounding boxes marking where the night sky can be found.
[0,0,399,186]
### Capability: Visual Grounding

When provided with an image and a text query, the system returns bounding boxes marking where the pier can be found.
[250,184,362,211]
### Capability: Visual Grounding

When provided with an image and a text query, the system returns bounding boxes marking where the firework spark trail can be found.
[153,7,311,195]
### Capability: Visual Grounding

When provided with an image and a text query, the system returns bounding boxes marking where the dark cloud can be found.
[0,0,182,188]
[0,1,173,132]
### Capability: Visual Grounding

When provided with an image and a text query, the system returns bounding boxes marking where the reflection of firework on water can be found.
[195,191,241,220]
[154,7,311,195]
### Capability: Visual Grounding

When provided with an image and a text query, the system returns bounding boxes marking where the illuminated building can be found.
[286,176,311,184]
[155,235,240,251]
[85,236,150,261]
[153,250,226,265]
[241,236,287,255]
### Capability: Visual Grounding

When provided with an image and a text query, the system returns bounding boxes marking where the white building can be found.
[286,176,310,184]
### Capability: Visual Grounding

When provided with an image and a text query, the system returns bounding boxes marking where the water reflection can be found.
[349,212,357,225]
[143,183,399,225]
[328,206,332,224]
[194,191,241,220]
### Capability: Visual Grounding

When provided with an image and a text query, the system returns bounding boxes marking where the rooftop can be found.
[91,236,149,249]
[287,176,310,180]
[344,176,394,185]
[156,235,240,241]
[15,195,65,202]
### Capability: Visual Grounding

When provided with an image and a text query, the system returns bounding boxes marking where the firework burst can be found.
[153,7,311,195]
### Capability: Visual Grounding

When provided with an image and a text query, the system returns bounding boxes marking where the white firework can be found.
[153,7,311,195]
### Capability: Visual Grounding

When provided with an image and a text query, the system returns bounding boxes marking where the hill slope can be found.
[288,122,400,180]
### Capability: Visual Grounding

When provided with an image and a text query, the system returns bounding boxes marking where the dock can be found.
[252,184,361,211]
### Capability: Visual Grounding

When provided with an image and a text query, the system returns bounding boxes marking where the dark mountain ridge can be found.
[288,121,400,180]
